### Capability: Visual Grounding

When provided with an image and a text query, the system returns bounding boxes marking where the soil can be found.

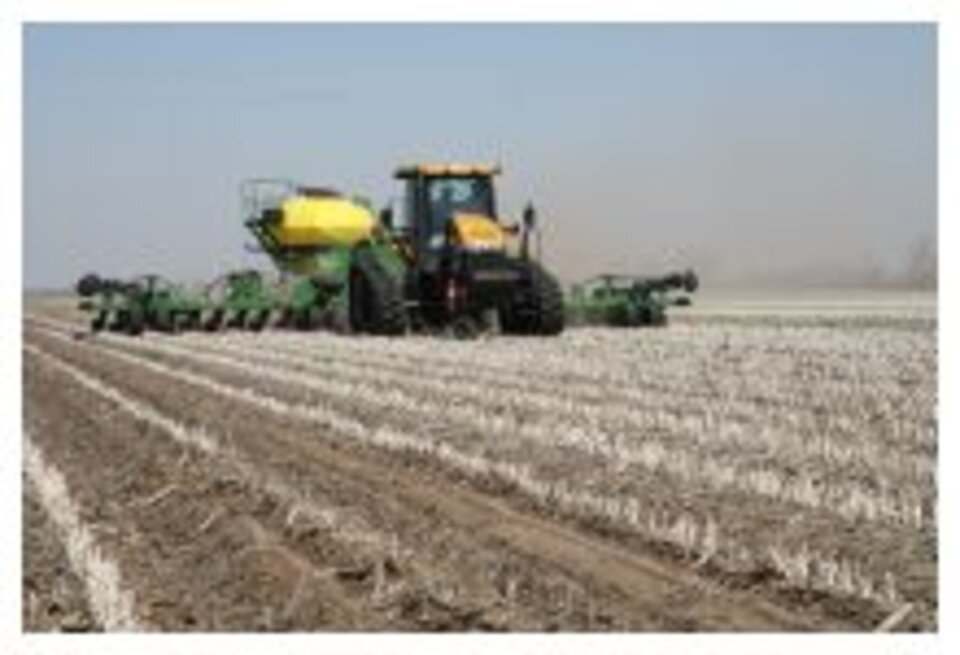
[21,306,928,631]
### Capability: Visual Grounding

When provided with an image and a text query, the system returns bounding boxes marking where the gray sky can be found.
[23,24,936,289]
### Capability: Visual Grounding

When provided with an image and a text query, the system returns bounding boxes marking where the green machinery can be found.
[76,163,565,337]
[76,273,207,335]
[77,181,407,335]
[237,180,407,335]
[76,269,295,334]
[566,270,698,327]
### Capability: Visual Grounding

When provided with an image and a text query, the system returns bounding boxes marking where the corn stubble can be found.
[22,300,937,630]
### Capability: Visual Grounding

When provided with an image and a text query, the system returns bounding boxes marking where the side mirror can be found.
[379,207,394,230]
[522,202,537,230]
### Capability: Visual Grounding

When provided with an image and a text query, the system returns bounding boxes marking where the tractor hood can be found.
[450,213,507,252]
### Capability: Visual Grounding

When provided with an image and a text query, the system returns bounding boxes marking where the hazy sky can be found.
[23,24,935,289]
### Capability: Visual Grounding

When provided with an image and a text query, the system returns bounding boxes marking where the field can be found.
[22,292,937,631]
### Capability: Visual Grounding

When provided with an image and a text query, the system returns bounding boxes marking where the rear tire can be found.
[500,262,565,336]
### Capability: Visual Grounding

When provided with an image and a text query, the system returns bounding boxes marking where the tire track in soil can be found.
[26,332,638,630]
[23,350,409,630]
[25,339,606,631]
[26,325,839,630]
[25,341,580,631]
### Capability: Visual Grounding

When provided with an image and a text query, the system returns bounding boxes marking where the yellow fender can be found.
[451,213,507,251]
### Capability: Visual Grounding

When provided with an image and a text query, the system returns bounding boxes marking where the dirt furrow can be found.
[23,350,419,630]
[28,314,936,470]
[22,435,142,631]
[183,331,933,481]
[25,338,634,630]
[29,313,919,420]
[26,322,933,623]
[24,342,568,630]
[261,322,934,413]
[167,331,935,523]
[22,485,99,631]
[25,325,848,630]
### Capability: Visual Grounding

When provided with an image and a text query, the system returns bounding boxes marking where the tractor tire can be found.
[499,262,565,336]
[349,247,406,336]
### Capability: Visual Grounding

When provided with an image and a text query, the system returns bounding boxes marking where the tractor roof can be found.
[394,163,501,179]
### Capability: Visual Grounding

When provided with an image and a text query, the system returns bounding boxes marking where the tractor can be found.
[566,270,698,327]
[75,163,566,337]
[382,164,565,336]
[241,164,564,336]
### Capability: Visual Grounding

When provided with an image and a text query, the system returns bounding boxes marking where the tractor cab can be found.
[389,164,509,256]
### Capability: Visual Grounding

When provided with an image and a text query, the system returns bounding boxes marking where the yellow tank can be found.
[272,195,375,247]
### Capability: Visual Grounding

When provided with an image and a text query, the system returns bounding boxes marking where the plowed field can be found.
[22,295,937,631]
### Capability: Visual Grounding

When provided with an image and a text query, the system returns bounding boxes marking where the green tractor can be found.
[566,270,698,327]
